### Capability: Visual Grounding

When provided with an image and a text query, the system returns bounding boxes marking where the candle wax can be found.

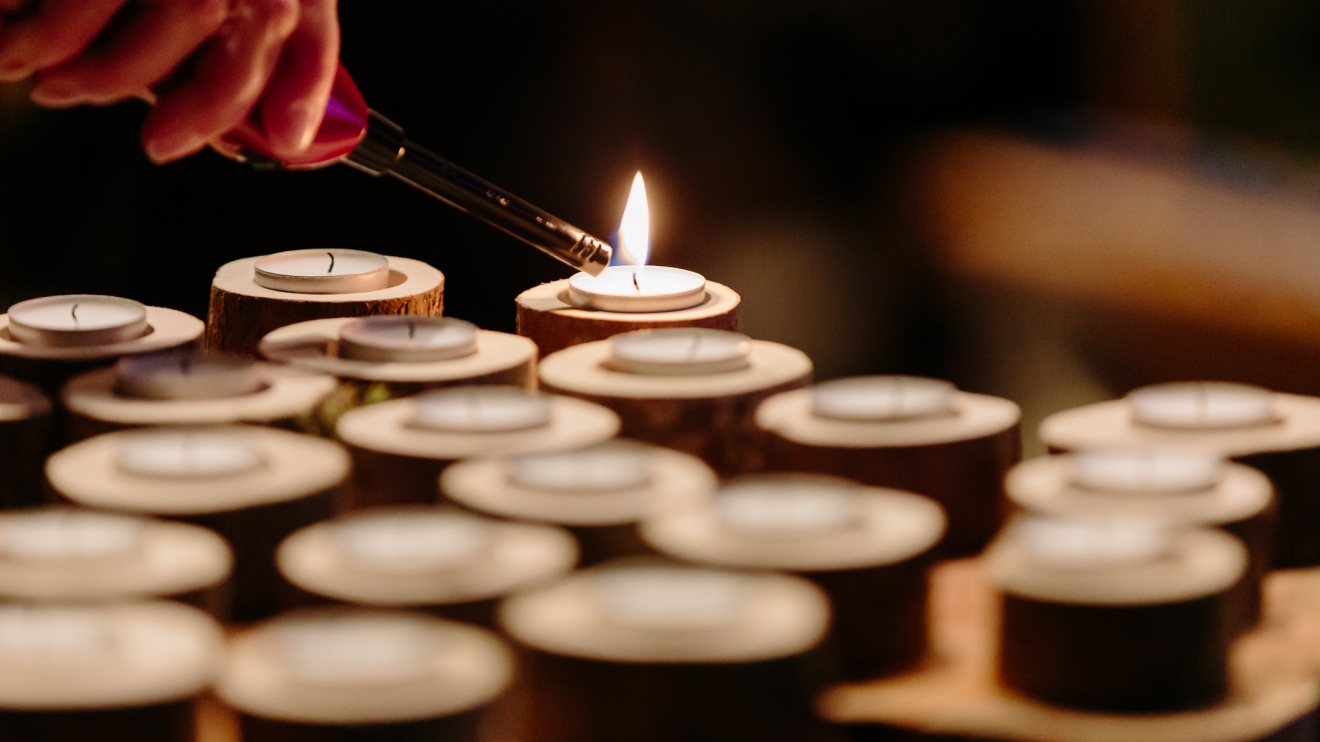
[115,428,265,479]
[115,350,263,400]
[1,510,144,561]
[568,265,707,313]
[596,565,747,632]
[279,614,433,685]
[7,294,148,348]
[1127,382,1276,430]
[411,386,552,433]
[507,444,652,493]
[1071,448,1225,494]
[338,316,479,363]
[1017,515,1172,570]
[811,376,956,421]
[253,249,391,294]
[717,477,861,537]
[337,511,491,572]
[608,328,751,376]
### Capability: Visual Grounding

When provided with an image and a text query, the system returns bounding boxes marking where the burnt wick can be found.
[632,272,641,292]
[326,251,336,275]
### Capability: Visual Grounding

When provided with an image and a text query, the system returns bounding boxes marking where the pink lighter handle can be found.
[214,63,370,170]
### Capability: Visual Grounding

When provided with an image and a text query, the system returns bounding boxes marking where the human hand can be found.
[0,0,340,164]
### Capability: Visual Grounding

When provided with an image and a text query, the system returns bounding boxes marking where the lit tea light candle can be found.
[253,249,391,294]
[0,604,112,659]
[115,428,266,479]
[7,294,148,347]
[1071,448,1225,494]
[811,376,956,421]
[567,172,708,313]
[337,316,479,363]
[1017,516,1172,570]
[716,476,862,537]
[278,613,433,685]
[114,350,264,400]
[411,386,552,433]
[607,328,752,376]
[1127,382,1277,430]
[506,444,653,493]
[0,510,144,561]
[596,565,747,631]
[337,511,492,573]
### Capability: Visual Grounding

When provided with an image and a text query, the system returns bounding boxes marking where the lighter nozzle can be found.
[570,234,613,276]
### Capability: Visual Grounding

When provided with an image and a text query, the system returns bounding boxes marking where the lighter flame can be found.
[616,171,650,266]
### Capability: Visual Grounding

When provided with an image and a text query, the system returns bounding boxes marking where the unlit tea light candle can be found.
[597,564,748,632]
[7,295,148,348]
[412,386,552,433]
[1,509,143,562]
[114,350,264,400]
[508,445,653,493]
[337,510,492,573]
[1018,515,1172,570]
[1071,448,1225,494]
[608,328,751,375]
[717,476,862,537]
[278,613,434,685]
[338,315,478,363]
[812,375,956,421]
[1128,382,1277,430]
[115,428,265,479]
[253,249,391,294]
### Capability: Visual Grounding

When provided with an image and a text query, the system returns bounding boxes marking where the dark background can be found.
[1,1,1318,421]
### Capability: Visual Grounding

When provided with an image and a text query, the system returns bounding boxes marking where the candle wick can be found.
[632,272,641,292]
[179,354,192,377]
[407,321,416,340]
[70,303,80,326]
[326,251,336,275]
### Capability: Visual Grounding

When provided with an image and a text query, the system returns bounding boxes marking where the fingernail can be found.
[144,130,205,164]
[0,59,28,82]
[284,103,318,152]
[30,81,80,106]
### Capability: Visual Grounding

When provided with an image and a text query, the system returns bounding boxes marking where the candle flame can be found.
[616,171,650,266]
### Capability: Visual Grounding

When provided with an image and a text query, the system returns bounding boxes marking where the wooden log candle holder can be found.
[0,507,231,618]
[1006,451,1275,631]
[0,295,203,395]
[641,474,945,680]
[0,600,223,742]
[1040,381,1320,567]
[442,441,718,565]
[335,386,619,510]
[498,561,831,742]
[515,277,740,358]
[61,349,336,441]
[0,374,52,509]
[819,558,1320,742]
[259,316,537,429]
[277,506,577,626]
[215,607,513,742]
[45,425,348,621]
[539,328,812,475]
[990,517,1246,712]
[206,251,445,356]
[755,375,1021,556]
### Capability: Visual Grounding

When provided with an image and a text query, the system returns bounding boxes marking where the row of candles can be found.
[0,174,1312,739]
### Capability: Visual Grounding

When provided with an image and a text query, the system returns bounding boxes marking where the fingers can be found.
[31,0,230,107]
[0,0,128,81]
[141,0,300,163]
[258,0,338,155]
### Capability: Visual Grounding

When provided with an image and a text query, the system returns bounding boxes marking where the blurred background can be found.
[3,0,1320,452]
